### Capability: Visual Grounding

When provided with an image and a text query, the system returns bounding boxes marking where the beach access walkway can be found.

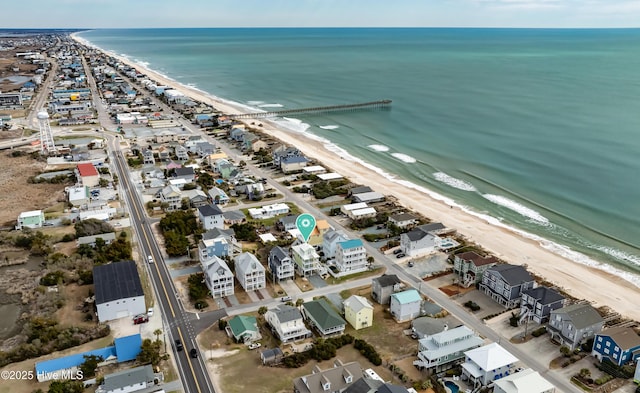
[226,99,392,119]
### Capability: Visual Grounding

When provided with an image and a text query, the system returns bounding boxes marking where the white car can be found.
[248,343,261,350]
[148,255,154,263]
[147,307,154,317]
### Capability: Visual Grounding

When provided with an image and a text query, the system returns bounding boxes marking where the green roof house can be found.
[228,315,261,343]
[302,299,346,337]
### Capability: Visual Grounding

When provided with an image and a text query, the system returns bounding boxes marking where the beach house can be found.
[159,185,182,211]
[492,369,556,393]
[98,365,156,393]
[371,274,402,305]
[323,229,349,259]
[268,246,295,282]
[291,243,320,277]
[198,204,224,230]
[234,252,266,291]
[461,343,519,388]
[547,303,604,351]
[201,255,234,298]
[343,295,374,330]
[592,326,640,366]
[518,286,565,324]
[302,299,346,337]
[480,264,535,308]
[388,212,419,229]
[248,203,290,219]
[227,315,261,343]
[198,228,238,259]
[293,359,363,393]
[16,210,45,230]
[208,186,230,205]
[265,305,312,343]
[281,156,309,173]
[335,239,368,275]
[400,227,441,257]
[413,325,484,372]
[453,251,498,288]
[390,289,422,322]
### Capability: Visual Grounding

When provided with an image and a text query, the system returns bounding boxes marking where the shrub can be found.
[531,326,547,337]
[40,271,65,286]
[464,301,480,312]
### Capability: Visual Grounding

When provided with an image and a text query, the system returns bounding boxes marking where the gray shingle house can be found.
[371,274,402,305]
[479,264,535,308]
[547,303,604,350]
[519,286,565,324]
[268,246,295,282]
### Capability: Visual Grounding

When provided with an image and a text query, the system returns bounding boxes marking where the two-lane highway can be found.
[109,138,224,393]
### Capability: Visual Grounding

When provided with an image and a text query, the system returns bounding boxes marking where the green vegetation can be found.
[13,230,52,256]
[46,380,85,393]
[40,270,65,286]
[188,273,209,302]
[282,335,355,368]
[137,338,167,367]
[0,318,110,367]
[76,236,132,264]
[354,338,382,366]
[74,219,114,237]
[311,180,349,199]
[159,210,200,256]
[531,326,547,337]
[350,213,389,230]
[230,222,258,241]
[79,354,102,378]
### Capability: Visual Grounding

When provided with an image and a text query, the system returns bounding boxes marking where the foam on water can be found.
[433,172,477,192]
[391,153,417,163]
[483,194,550,225]
[247,101,264,105]
[368,144,390,152]
[319,125,340,130]
[259,103,284,108]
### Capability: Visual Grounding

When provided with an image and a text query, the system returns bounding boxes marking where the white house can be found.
[16,210,45,230]
[400,228,440,257]
[388,213,418,228]
[234,252,266,291]
[390,289,422,322]
[413,325,484,372]
[335,239,368,275]
[198,204,224,230]
[94,261,146,322]
[322,229,349,259]
[265,305,312,343]
[291,243,320,277]
[248,203,290,219]
[461,343,519,388]
[348,207,377,220]
[202,256,234,298]
[68,186,89,207]
[98,365,155,393]
[340,202,368,216]
[492,368,556,393]
[160,185,182,211]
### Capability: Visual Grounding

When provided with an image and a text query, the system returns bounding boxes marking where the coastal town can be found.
[0,30,639,393]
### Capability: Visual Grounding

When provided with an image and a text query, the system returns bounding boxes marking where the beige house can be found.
[343,295,373,330]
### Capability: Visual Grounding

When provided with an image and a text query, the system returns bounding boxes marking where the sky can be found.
[4,0,640,29]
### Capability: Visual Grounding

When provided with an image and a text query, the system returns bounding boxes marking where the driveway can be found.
[308,274,328,288]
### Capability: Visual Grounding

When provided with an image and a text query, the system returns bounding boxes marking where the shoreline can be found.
[70,33,640,319]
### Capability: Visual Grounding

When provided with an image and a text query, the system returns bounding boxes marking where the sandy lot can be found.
[0,153,67,226]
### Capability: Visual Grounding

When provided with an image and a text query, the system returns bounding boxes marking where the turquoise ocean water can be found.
[77,28,640,285]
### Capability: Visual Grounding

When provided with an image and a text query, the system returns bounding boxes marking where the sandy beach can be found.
[71,34,639,319]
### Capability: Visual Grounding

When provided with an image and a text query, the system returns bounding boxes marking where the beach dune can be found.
[71,33,639,320]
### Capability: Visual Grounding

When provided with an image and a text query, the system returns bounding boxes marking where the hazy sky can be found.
[4,0,640,28]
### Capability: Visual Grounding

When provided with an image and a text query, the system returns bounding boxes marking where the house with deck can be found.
[265,305,312,343]
[16,210,45,230]
[547,303,604,351]
[335,239,368,275]
[323,229,349,259]
[453,251,498,288]
[461,343,519,388]
[291,243,320,277]
[592,326,640,366]
[198,204,224,230]
[400,226,441,257]
[199,228,238,259]
[413,325,484,372]
[518,286,565,325]
[302,299,346,336]
[268,246,295,282]
[388,213,418,229]
[480,264,535,309]
[227,315,261,343]
[201,255,234,298]
[234,252,266,291]
[159,185,182,211]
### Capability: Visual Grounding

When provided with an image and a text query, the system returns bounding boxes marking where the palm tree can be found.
[153,329,162,343]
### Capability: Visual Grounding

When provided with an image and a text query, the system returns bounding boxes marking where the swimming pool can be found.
[444,380,460,393]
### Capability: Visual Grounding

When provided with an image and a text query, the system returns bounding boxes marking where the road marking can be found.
[177,326,203,393]
[196,313,200,320]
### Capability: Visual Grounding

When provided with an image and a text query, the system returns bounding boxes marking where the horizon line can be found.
[3,26,640,30]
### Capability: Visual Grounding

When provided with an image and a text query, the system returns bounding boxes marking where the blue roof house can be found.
[35,333,142,382]
[390,289,422,322]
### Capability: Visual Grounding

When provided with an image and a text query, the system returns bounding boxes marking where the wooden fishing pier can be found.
[226,99,392,119]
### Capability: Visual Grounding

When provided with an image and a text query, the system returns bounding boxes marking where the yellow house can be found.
[343,295,374,330]
[308,219,331,246]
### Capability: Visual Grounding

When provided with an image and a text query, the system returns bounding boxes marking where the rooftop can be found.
[551,303,603,329]
[487,264,534,286]
[391,289,421,305]
[228,315,258,336]
[303,299,346,330]
[93,261,143,304]
[599,326,640,350]
[198,204,223,217]
[102,365,154,392]
[464,342,519,371]
[77,162,98,177]
[492,368,555,393]
[522,286,564,305]
[373,274,401,287]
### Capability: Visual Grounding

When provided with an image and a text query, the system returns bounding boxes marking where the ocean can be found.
[77,28,640,286]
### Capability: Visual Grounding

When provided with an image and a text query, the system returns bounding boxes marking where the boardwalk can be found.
[227,99,392,119]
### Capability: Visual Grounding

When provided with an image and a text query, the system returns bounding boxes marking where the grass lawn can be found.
[326,267,385,285]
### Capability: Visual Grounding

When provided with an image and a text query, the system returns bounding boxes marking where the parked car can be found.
[147,307,154,317]
[407,261,414,267]
[175,339,184,351]
[280,296,292,302]
[396,253,406,258]
[133,315,149,325]
[190,348,198,358]
[393,249,403,254]
[248,343,261,350]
